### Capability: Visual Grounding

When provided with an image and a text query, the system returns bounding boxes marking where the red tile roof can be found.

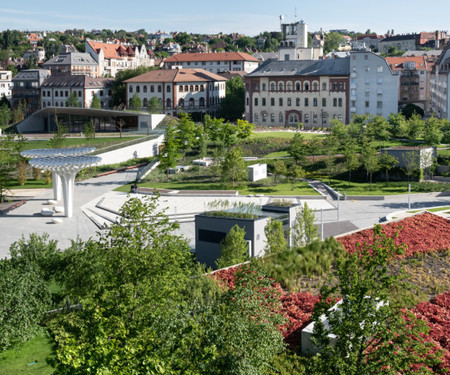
[87,41,136,60]
[385,56,432,71]
[164,51,259,63]
[124,68,227,83]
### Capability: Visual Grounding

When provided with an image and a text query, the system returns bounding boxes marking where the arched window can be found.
[185,85,188,92]
[136,85,140,93]
[195,85,199,91]
[271,114,275,122]
[167,85,171,93]
[200,85,204,91]
[296,82,301,91]
[304,82,309,91]
[286,81,293,91]
[278,82,284,91]
[143,98,148,107]
[313,82,318,91]
[150,85,154,93]
[129,86,133,93]
[189,85,194,92]
[143,85,147,93]
[199,97,205,107]
[166,98,171,108]
[178,98,184,107]
[262,83,267,91]
[179,85,184,92]
[322,82,327,91]
[158,85,162,93]
[262,112,267,122]
[270,82,275,91]
[189,98,195,107]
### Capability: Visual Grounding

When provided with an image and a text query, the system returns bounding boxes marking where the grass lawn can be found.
[0,333,55,374]
[325,179,449,195]
[264,151,290,158]
[6,179,52,190]
[117,180,319,196]
[250,131,326,140]
[438,148,450,156]
[23,136,143,151]
[408,206,450,213]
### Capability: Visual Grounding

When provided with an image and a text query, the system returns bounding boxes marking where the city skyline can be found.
[0,0,448,36]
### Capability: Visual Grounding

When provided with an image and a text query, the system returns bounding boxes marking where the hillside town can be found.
[1,11,450,375]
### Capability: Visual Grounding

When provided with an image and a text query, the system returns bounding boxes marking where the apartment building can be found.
[0,70,13,101]
[430,47,450,120]
[11,69,50,113]
[124,68,226,116]
[42,52,100,78]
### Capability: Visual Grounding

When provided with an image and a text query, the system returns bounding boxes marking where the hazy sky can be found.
[1,0,448,36]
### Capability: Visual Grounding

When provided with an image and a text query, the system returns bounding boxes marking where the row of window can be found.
[253,112,343,124]
[42,90,111,98]
[129,97,212,109]
[179,85,205,92]
[254,81,346,92]
[130,85,163,94]
[252,97,343,108]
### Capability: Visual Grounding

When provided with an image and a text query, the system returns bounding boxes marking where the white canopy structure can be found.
[21,148,95,202]
[28,154,101,218]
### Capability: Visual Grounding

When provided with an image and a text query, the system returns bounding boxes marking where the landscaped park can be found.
[0,112,450,373]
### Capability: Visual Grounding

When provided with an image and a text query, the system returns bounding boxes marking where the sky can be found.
[0,0,449,36]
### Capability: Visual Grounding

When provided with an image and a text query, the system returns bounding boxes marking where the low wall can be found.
[96,134,164,166]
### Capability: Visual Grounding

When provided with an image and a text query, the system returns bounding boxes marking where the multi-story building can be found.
[349,51,399,118]
[40,75,114,109]
[0,70,13,101]
[386,56,434,113]
[42,51,100,77]
[278,20,324,61]
[378,34,420,54]
[11,69,50,113]
[430,47,450,120]
[85,41,154,77]
[163,52,260,74]
[124,68,227,117]
[245,59,350,128]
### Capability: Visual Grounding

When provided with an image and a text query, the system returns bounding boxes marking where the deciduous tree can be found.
[216,224,248,269]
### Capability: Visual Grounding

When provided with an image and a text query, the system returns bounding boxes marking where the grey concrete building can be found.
[430,47,450,120]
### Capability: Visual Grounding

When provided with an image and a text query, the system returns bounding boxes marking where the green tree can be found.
[128,93,142,110]
[388,112,407,137]
[360,142,380,189]
[379,152,398,185]
[12,100,26,123]
[310,225,442,374]
[48,121,67,149]
[292,203,318,247]
[159,121,181,180]
[220,76,245,121]
[111,66,153,106]
[323,135,338,184]
[66,92,80,107]
[272,159,287,183]
[323,32,345,54]
[366,115,391,143]
[403,151,419,183]
[221,146,247,188]
[0,103,12,129]
[176,112,197,154]
[147,96,162,114]
[423,116,443,147]
[343,138,359,187]
[216,224,248,268]
[0,134,15,202]
[287,164,305,190]
[264,218,288,255]
[90,94,101,109]
[405,112,424,140]
[83,120,95,141]
[288,133,308,165]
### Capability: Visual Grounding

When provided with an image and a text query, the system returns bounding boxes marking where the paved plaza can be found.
[1,168,449,259]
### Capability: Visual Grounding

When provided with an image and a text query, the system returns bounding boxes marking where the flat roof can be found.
[30,107,151,118]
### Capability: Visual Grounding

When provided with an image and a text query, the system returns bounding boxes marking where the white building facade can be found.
[125,68,226,116]
[0,70,12,101]
[430,47,450,120]
[349,51,399,118]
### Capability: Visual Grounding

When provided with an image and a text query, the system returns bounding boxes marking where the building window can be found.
[199,97,205,107]
[338,98,342,107]
[278,82,284,91]
[254,83,259,90]
[262,112,267,122]
[78,91,82,97]
[304,114,309,123]
[377,101,383,109]
[287,98,291,106]
[304,82,309,91]
[129,86,133,93]
[136,85,140,93]
[143,86,147,93]
[246,97,249,105]
[178,98,184,107]
[296,98,300,106]
[262,83,267,91]
[200,85,204,91]
[195,85,199,91]
[167,85,171,93]
[271,114,275,122]
[333,98,337,107]
[366,66,370,72]
[254,113,259,122]
[377,77,383,84]
[377,66,383,72]
[65,91,68,97]
[270,82,275,91]
[151,85,155,92]
[365,101,369,108]
[322,82,327,90]
[55,91,58,97]
[270,98,275,106]
[179,85,184,92]
[322,98,326,107]
[351,100,356,107]
[166,98,171,108]
[279,98,283,106]
[189,98,195,107]
[143,98,148,107]
[279,113,283,123]
[262,98,266,106]
[304,98,309,106]
[254,98,258,106]
[286,81,292,91]
[313,82,318,91]
[296,82,301,91]
[313,98,317,107]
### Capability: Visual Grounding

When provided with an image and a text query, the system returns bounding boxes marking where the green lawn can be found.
[117,180,318,196]
[408,206,450,213]
[23,136,143,151]
[264,151,290,158]
[326,179,450,196]
[250,131,326,140]
[0,333,55,374]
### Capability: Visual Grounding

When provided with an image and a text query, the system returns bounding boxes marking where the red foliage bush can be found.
[337,212,450,258]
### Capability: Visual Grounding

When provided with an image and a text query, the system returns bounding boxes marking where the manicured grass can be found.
[117,180,319,196]
[250,131,326,140]
[325,179,450,196]
[438,148,450,156]
[265,151,290,158]
[0,333,55,374]
[408,206,450,213]
[23,136,143,151]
